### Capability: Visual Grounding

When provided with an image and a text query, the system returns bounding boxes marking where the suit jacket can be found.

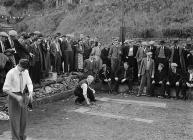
[122,45,138,62]
[116,67,133,81]
[139,57,155,76]
[181,72,193,84]
[167,69,181,84]
[170,46,185,71]
[155,46,171,60]
[135,47,146,62]
[99,67,111,80]
[13,38,29,59]
[153,69,167,83]
[50,42,62,57]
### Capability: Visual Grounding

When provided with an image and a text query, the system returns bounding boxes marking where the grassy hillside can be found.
[15,0,193,42]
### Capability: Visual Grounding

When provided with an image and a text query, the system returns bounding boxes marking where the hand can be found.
[138,74,140,77]
[152,80,155,84]
[29,94,33,102]
[159,81,163,84]
[108,78,111,81]
[186,82,191,87]
[121,79,126,83]
[176,82,179,86]
[166,82,170,85]
[16,95,23,107]
[115,77,118,81]
[151,75,154,78]
[29,53,34,57]
[104,79,108,82]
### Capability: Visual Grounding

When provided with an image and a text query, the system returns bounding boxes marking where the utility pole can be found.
[120,0,126,45]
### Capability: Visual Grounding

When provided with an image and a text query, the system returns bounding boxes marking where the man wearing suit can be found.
[165,63,181,99]
[122,40,138,81]
[169,39,186,74]
[60,35,73,73]
[50,36,62,74]
[115,62,134,93]
[136,41,148,73]
[8,30,32,64]
[137,52,155,97]
[108,40,122,77]
[101,45,111,68]
[151,63,167,97]
[155,40,171,73]
[181,65,193,100]
[148,41,157,60]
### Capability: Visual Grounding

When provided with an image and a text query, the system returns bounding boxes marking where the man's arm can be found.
[26,70,34,101]
[81,83,90,105]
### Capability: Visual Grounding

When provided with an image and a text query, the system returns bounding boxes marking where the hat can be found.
[158,63,164,68]
[171,63,178,67]
[141,41,148,46]
[146,52,152,55]
[0,32,8,37]
[34,31,41,35]
[8,30,18,36]
[149,41,155,45]
[19,59,29,69]
[160,40,165,44]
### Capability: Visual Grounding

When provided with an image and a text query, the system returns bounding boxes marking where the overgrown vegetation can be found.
[13,0,193,41]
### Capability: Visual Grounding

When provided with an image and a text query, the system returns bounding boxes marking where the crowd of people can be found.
[0,30,193,101]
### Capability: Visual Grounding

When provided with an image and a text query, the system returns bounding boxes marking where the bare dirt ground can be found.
[1,93,193,140]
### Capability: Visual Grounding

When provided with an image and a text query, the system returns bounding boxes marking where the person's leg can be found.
[8,95,21,140]
[56,54,62,74]
[146,72,151,95]
[111,58,115,76]
[175,85,180,99]
[126,79,133,91]
[150,83,156,96]
[138,73,147,96]
[165,84,170,98]
[74,88,85,104]
[87,88,96,102]
[20,100,27,140]
[69,51,74,72]
[64,52,69,73]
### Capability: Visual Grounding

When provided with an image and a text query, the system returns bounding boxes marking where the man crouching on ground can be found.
[74,75,96,105]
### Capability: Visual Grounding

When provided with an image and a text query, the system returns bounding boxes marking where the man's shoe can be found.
[136,93,141,97]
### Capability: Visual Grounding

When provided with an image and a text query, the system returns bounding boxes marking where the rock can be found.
[44,86,53,94]
[118,84,129,94]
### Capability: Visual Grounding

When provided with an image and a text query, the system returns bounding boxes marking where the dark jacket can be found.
[155,46,171,60]
[122,45,138,62]
[153,70,167,83]
[167,69,181,85]
[181,73,193,84]
[99,67,111,81]
[116,67,133,81]
[13,38,30,59]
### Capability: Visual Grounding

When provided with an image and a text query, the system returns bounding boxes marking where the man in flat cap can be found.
[165,63,181,99]
[137,51,155,97]
[3,59,34,140]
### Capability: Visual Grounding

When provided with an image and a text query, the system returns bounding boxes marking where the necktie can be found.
[19,72,23,93]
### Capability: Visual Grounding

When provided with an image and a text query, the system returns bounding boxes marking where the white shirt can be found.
[128,47,133,56]
[81,83,88,96]
[190,73,193,81]
[3,66,33,93]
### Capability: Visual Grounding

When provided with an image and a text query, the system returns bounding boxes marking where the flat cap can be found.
[146,51,152,55]
[149,41,155,45]
[0,32,8,37]
[171,63,178,67]
[9,30,18,36]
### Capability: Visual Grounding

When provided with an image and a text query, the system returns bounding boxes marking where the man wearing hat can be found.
[155,40,171,73]
[148,41,157,60]
[136,41,148,72]
[3,59,34,140]
[122,39,138,81]
[9,30,32,64]
[181,65,193,100]
[169,39,186,73]
[151,63,167,97]
[137,51,155,97]
[165,63,181,99]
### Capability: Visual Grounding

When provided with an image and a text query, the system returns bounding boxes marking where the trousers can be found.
[138,70,151,95]
[8,93,28,140]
